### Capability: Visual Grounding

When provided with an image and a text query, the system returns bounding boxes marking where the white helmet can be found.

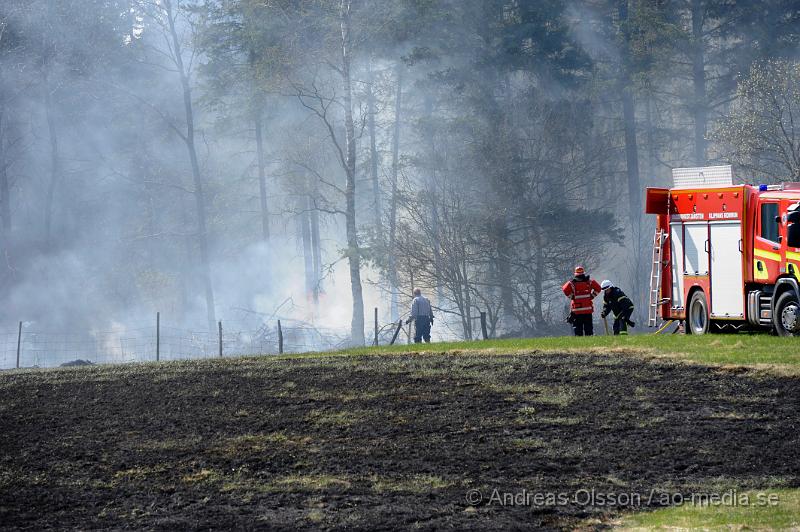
[600,280,613,290]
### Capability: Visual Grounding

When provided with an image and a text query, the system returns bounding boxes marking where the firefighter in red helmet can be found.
[562,266,602,336]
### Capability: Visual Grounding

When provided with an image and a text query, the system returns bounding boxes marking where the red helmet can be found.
[574,266,585,275]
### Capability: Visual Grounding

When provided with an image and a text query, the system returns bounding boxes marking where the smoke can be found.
[0,0,624,346]
[564,2,620,65]
[2,0,789,356]
[0,0,390,346]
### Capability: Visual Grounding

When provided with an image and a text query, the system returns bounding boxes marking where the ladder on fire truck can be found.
[648,229,669,327]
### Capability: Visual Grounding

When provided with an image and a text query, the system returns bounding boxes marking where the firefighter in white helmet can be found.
[600,280,635,335]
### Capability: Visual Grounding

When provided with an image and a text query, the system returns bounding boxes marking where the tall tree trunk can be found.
[179,195,194,316]
[636,92,661,319]
[388,63,403,321]
[638,93,658,318]
[618,0,644,313]
[309,195,322,306]
[0,100,11,233]
[366,61,383,236]
[691,0,707,166]
[43,70,59,249]
[529,223,545,326]
[254,107,270,241]
[299,203,314,303]
[0,99,10,281]
[41,4,59,250]
[132,116,158,269]
[618,0,641,229]
[494,217,515,331]
[340,0,365,345]
[645,91,656,182]
[423,95,445,306]
[141,161,158,267]
[0,102,10,233]
[165,0,216,331]
[249,47,270,242]
[461,251,473,341]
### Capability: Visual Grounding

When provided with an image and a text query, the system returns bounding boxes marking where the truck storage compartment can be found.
[709,222,744,318]
[684,223,709,276]
[670,223,685,308]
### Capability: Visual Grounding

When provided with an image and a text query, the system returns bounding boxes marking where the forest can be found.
[1,0,799,346]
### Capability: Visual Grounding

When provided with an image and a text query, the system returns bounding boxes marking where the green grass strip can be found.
[615,488,800,530]
[312,334,800,368]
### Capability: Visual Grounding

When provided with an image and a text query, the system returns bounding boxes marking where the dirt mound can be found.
[59,359,94,367]
[0,352,798,530]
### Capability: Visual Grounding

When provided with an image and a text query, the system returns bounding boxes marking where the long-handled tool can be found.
[602,315,610,336]
[653,319,677,335]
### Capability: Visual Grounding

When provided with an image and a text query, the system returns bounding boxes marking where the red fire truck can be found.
[645,165,800,336]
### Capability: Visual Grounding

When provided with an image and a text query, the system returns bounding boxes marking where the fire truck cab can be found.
[646,165,800,336]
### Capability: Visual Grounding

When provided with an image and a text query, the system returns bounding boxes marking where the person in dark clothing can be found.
[406,288,434,343]
[562,266,602,336]
[600,280,636,335]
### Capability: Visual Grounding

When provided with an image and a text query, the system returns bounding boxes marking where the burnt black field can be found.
[1,352,798,530]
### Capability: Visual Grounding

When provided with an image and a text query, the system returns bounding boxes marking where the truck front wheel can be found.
[774,291,800,337]
[687,291,709,335]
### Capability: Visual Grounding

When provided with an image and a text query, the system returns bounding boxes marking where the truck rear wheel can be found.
[687,291,709,335]
[774,291,800,337]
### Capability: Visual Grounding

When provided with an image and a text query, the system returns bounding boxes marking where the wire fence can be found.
[0,305,475,371]
[0,318,363,370]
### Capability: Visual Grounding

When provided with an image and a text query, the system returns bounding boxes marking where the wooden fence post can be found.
[16,321,22,369]
[156,312,160,362]
[480,312,489,340]
[218,321,223,358]
[374,307,378,346]
[390,319,403,345]
[277,320,284,354]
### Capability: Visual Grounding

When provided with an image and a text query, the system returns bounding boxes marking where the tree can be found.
[1,0,134,249]
[134,0,217,331]
[0,5,25,288]
[395,0,601,333]
[715,60,800,181]
[249,0,370,344]
[195,0,282,242]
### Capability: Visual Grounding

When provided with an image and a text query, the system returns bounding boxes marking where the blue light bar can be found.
[759,184,768,191]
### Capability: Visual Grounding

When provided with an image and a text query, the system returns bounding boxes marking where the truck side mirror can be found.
[788,222,800,248]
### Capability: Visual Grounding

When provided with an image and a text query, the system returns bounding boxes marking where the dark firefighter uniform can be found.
[601,287,635,335]
[562,267,602,336]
